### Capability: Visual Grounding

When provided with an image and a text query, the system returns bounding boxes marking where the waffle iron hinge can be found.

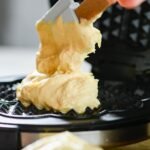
[0,124,21,150]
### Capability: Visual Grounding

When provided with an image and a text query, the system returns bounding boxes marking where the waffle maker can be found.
[0,0,150,149]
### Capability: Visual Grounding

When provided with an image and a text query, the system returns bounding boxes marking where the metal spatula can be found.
[42,0,114,23]
[42,0,79,22]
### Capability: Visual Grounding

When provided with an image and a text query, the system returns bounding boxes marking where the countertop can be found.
[0,46,36,77]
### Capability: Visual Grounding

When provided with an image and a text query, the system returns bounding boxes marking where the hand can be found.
[117,0,145,8]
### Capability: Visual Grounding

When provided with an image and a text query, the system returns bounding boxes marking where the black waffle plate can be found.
[0,75,150,132]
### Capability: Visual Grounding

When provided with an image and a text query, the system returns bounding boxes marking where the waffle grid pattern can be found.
[0,74,149,118]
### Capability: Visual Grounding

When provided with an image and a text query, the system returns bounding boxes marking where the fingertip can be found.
[117,0,145,8]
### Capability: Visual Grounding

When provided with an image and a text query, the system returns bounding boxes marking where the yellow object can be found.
[36,17,101,75]
[17,16,101,114]
[17,71,99,114]
[22,131,103,150]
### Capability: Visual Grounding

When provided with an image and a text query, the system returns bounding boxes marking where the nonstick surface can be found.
[0,73,149,119]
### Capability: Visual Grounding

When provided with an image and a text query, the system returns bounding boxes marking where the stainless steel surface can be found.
[72,124,150,147]
[21,123,150,147]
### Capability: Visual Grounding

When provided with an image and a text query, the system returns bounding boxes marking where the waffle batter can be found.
[17,14,101,114]
[36,17,101,75]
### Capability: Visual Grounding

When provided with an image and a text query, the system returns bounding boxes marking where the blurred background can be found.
[0,0,49,47]
[0,0,50,77]
[0,0,91,77]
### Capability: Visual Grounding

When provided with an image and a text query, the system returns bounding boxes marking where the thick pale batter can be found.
[17,13,102,114]
[36,17,101,75]
[17,71,99,114]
